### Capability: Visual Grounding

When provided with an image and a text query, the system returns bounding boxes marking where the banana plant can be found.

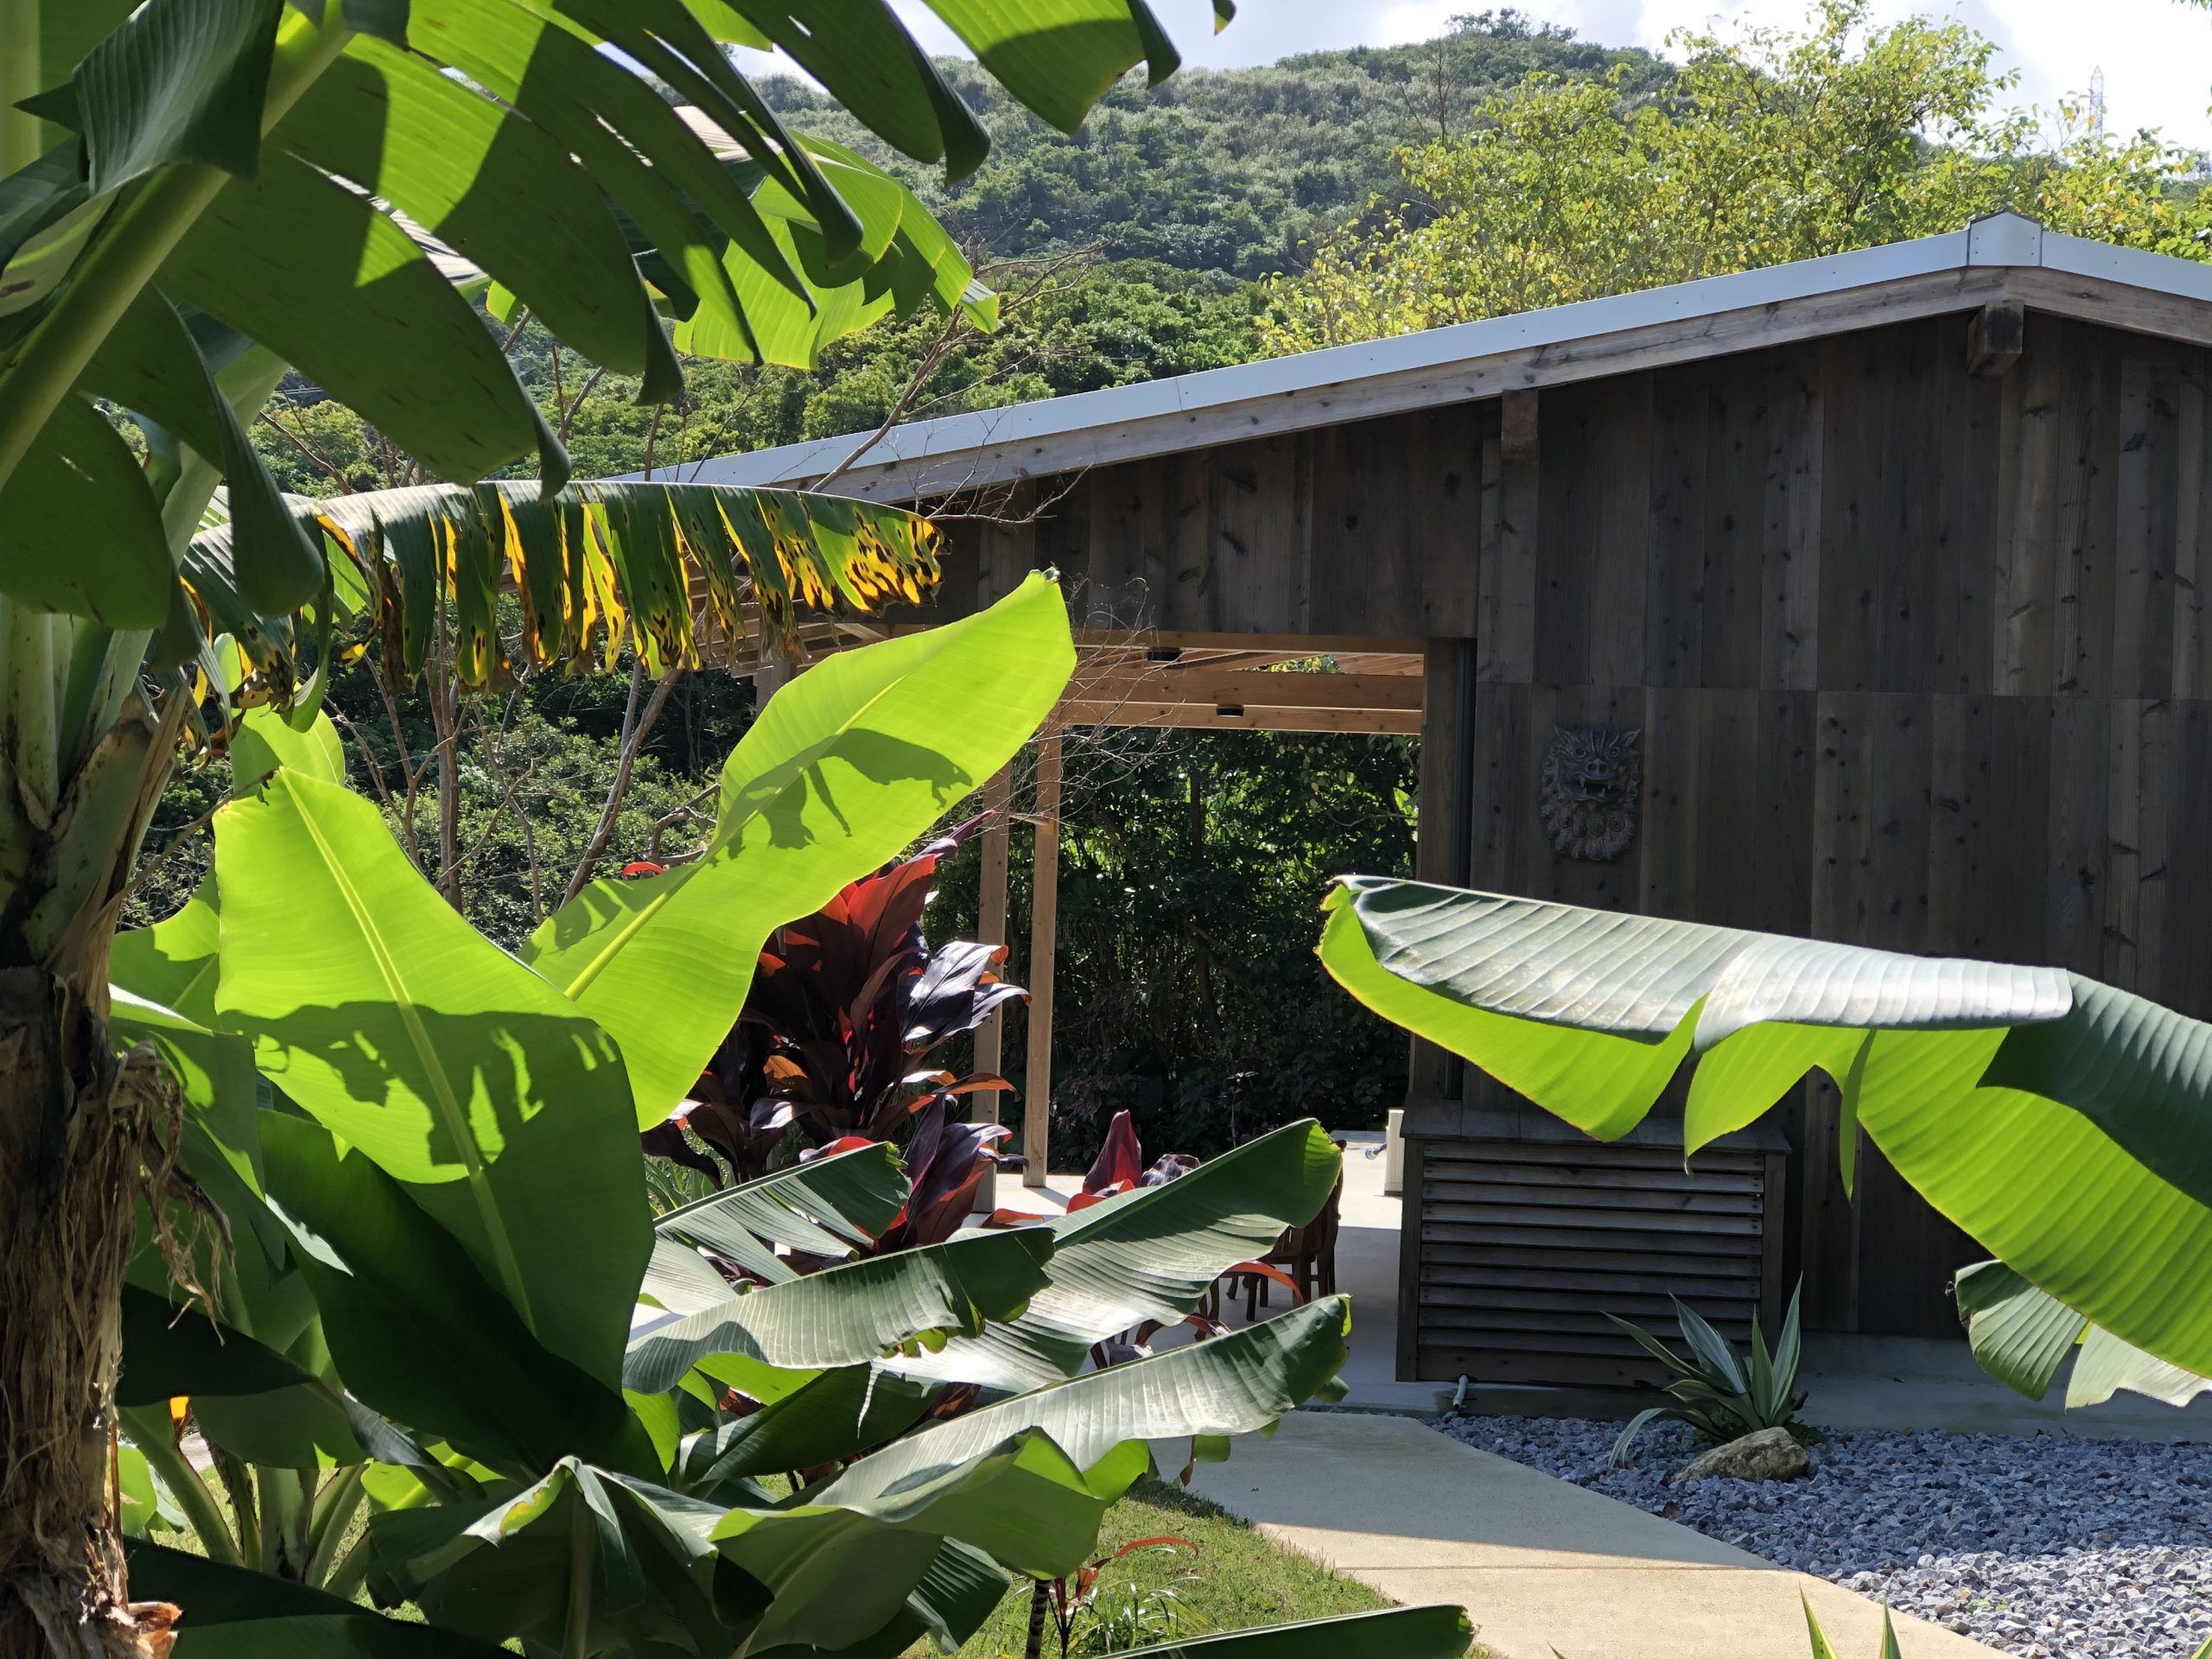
[5,0,1224,1643]
[98,587,1473,1654]
[1319,877,2212,1402]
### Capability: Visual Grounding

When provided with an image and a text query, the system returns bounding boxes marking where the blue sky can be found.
[874,0,2212,152]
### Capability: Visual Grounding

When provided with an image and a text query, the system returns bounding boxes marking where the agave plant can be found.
[1606,1283,1821,1466]
[1802,1596,1902,1659]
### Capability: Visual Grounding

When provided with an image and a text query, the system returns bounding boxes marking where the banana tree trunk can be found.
[0,620,182,1656]
[0,969,175,1657]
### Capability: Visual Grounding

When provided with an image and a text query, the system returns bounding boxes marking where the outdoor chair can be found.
[1231,1148,1344,1319]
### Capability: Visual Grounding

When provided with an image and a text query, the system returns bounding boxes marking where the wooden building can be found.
[693,214,2212,1382]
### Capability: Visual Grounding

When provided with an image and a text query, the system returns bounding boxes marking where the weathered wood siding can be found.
[931,306,2212,1348]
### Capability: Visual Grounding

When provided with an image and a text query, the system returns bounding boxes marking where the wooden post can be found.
[1021,728,1062,1187]
[971,766,1012,1211]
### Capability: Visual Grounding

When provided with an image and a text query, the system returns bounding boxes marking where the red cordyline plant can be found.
[643,818,1027,1251]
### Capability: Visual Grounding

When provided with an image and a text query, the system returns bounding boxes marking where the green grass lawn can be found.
[927,1476,1396,1658]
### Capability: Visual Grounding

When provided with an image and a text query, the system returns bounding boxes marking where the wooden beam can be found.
[1021,728,1061,1187]
[1072,628,1427,655]
[1070,668,1426,714]
[1500,387,1541,461]
[972,766,1012,1211]
[1967,299,2024,377]
[1058,701,1422,734]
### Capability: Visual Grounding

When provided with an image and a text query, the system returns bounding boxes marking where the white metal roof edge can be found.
[671,213,2212,494]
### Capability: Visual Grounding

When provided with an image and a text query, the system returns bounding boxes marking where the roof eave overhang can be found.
[676,216,2212,506]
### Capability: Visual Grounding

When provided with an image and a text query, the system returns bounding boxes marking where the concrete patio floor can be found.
[1156,1412,2001,1658]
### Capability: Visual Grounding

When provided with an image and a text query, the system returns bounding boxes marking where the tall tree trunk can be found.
[0,969,175,1656]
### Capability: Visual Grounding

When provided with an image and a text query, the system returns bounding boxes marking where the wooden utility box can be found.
[1400,1104,1788,1389]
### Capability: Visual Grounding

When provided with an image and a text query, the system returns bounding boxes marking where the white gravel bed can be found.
[1433,1413,2212,1659]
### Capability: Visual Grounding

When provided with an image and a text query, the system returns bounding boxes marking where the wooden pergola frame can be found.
[717,615,1425,1186]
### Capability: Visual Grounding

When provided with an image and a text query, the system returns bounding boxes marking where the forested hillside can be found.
[757,14,1662,283]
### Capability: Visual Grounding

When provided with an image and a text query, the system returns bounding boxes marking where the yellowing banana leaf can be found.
[181,480,943,700]
[524,571,1073,1128]
[1318,877,2212,1382]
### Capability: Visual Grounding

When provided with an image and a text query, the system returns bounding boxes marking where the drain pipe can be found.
[1451,1374,1470,1415]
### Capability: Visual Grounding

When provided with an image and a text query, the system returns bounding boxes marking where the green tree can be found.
[1265,0,2212,351]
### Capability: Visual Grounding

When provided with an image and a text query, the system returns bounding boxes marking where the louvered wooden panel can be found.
[1410,1124,1788,1388]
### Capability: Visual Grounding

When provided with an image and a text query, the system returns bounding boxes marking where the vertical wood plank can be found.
[1021,728,1062,1185]
[2163,701,2212,1019]
[2045,696,2110,974]
[1535,385,1595,686]
[1646,363,1709,688]
[1415,404,1484,637]
[2051,321,2120,696]
[1763,344,1823,691]
[1871,322,1941,696]
[2135,698,2173,1003]
[1478,419,1538,683]
[2116,348,2183,700]
[1589,378,1653,687]
[1208,435,1306,635]
[1935,343,2001,695]
[1753,690,1816,938]
[2103,699,2145,990]
[1693,689,1763,928]
[1925,694,1970,955]
[1993,321,2063,694]
[1816,334,1881,692]
[2172,359,2210,696]
[1700,354,1769,689]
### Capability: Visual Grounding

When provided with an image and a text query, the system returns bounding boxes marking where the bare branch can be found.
[559,649,687,906]
[255,410,355,493]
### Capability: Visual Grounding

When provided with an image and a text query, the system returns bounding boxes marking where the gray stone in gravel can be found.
[1676,1426,1813,1484]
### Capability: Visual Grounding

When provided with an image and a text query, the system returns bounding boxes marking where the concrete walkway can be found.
[1160,1411,2002,1659]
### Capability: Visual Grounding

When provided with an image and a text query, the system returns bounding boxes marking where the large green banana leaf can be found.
[623,1227,1053,1394]
[213,768,649,1391]
[896,1119,1343,1389]
[652,1142,909,1291]
[523,570,1076,1127]
[367,1442,1103,1657]
[1955,1259,2212,1408]
[1319,877,2212,1382]
[124,1538,514,1658]
[816,1296,1351,1516]
[367,1298,1349,1657]
[1112,1608,1474,1659]
[1,0,1216,629]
